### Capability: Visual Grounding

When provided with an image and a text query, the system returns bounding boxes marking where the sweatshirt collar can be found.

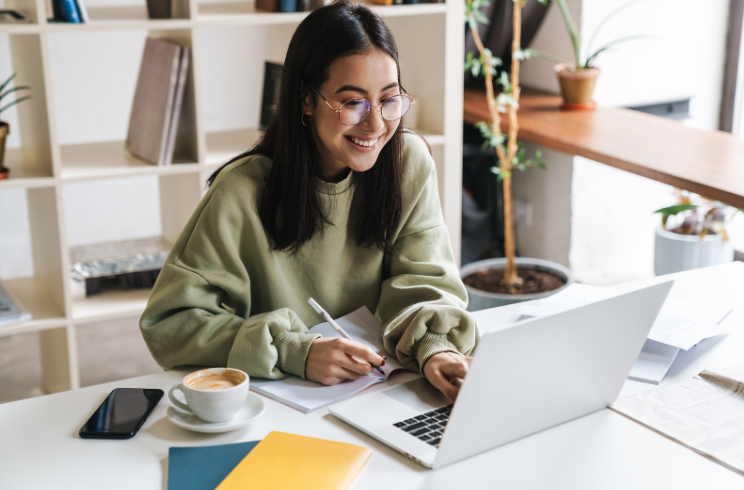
[317,168,354,195]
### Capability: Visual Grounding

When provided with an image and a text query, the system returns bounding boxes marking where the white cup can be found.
[168,368,249,423]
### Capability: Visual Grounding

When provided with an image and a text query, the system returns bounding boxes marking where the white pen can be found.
[308,297,385,375]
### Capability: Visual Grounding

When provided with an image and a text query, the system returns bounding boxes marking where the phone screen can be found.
[79,388,164,439]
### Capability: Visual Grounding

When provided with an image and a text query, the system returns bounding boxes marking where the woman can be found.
[140,0,478,401]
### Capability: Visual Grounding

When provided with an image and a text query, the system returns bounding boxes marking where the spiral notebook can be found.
[250,306,403,413]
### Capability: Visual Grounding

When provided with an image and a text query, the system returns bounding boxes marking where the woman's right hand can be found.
[305,337,385,385]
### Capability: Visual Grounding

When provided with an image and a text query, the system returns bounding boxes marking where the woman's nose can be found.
[359,106,385,133]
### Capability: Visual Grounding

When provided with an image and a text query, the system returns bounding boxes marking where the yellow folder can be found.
[215,431,372,490]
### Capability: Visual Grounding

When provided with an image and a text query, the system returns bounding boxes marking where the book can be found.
[126,38,185,166]
[59,0,81,23]
[167,441,259,490]
[49,0,65,22]
[163,46,190,166]
[216,432,371,490]
[259,62,283,130]
[75,0,89,23]
[0,281,32,328]
[250,306,405,413]
[255,0,279,12]
[171,0,190,19]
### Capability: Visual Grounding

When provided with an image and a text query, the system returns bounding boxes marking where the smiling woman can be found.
[140,0,479,401]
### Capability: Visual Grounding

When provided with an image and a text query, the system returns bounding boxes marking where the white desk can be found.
[1,263,743,489]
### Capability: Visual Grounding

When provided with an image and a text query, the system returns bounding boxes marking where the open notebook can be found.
[250,306,404,413]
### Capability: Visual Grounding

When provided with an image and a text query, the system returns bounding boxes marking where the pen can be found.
[308,298,385,375]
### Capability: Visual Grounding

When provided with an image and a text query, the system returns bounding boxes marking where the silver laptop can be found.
[329,281,673,469]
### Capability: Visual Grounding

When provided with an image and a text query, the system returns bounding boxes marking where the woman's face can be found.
[304,49,400,181]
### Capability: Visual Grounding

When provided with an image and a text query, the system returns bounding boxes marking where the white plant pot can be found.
[654,228,734,276]
[460,257,575,312]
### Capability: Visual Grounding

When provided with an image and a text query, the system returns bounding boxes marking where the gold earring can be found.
[301,113,311,126]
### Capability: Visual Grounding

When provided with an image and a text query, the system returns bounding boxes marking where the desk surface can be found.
[2,262,743,489]
[463,88,744,209]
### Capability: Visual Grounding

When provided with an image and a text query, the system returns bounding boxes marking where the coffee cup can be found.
[168,368,249,423]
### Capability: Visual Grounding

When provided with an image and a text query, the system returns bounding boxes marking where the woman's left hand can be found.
[423,351,473,401]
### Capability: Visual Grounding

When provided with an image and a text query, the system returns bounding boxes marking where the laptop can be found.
[329,281,673,469]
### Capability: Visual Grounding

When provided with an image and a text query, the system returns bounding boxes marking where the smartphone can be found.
[79,388,164,439]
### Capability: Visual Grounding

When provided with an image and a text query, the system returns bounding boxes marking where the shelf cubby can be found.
[0,186,67,337]
[47,27,201,180]
[66,171,201,321]
[1,33,56,185]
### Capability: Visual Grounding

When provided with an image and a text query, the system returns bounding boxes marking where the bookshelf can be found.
[0,0,463,394]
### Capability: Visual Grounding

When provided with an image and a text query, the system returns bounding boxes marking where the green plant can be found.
[655,190,743,240]
[464,0,546,287]
[0,73,32,121]
[515,0,651,70]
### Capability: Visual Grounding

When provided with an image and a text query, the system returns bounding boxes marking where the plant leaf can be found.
[654,204,698,216]
[0,73,17,97]
[0,85,31,102]
[0,95,31,115]
[584,35,657,68]
[586,0,647,55]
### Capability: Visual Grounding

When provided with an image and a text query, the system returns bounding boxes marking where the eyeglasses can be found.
[311,86,414,126]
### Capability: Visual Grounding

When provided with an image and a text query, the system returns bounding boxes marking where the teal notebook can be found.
[167,441,259,490]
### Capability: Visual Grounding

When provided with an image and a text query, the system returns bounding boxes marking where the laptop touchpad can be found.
[383,378,451,412]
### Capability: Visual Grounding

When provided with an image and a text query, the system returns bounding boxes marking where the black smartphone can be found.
[79,388,164,439]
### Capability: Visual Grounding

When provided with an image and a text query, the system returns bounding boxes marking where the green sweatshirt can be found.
[140,133,478,380]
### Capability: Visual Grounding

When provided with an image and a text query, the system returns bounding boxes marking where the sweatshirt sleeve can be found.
[139,160,320,380]
[140,262,320,380]
[378,135,479,373]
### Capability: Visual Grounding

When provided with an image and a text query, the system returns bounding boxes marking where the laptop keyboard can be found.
[392,404,453,448]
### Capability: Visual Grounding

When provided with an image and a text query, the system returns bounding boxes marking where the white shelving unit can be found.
[0,0,463,394]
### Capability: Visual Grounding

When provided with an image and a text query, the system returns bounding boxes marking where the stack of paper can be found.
[509,284,733,384]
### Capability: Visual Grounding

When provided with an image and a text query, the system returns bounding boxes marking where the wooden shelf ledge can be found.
[464,88,744,209]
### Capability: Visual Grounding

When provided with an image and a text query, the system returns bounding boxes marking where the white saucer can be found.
[167,392,266,433]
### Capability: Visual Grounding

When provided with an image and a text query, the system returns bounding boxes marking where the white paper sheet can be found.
[627,339,679,385]
[250,306,403,413]
[649,299,732,350]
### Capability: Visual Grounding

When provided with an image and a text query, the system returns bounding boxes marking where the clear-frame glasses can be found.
[311,86,415,126]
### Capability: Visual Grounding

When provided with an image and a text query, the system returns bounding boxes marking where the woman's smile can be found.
[346,134,384,150]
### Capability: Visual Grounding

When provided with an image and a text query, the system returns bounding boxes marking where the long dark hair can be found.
[207,1,404,254]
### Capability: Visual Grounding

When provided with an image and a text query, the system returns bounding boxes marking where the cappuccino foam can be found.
[188,375,242,391]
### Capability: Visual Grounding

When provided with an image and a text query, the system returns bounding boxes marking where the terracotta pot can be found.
[0,122,9,179]
[554,63,600,108]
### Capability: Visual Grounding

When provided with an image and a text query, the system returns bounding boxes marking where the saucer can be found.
[167,392,266,433]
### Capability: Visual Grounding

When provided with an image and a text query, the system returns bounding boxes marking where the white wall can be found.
[518,0,731,285]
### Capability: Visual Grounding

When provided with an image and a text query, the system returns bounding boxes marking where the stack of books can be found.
[126,38,191,166]
[47,0,89,23]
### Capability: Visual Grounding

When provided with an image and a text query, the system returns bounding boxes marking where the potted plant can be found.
[0,73,32,180]
[517,0,649,109]
[653,190,742,276]
[461,0,574,311]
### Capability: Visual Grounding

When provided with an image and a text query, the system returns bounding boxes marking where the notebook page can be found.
[250,306,401,412]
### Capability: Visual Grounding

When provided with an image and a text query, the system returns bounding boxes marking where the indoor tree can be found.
[463,0,545,288]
